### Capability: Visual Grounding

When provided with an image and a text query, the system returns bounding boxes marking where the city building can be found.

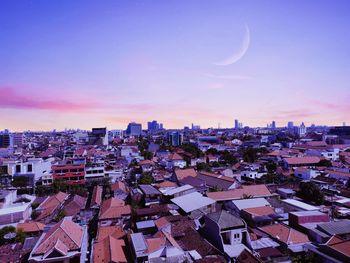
[126,122,142,136]
[168,131,183,146]
[88,127,108,145]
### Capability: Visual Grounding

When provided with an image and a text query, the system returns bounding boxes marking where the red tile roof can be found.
[243,206,275,216]
[175,168,197,180]
[284,156,321,165]
[207,185,272,201]
[33,217,84,255]
[259,223,309,245]
[17,222,45,233]
[99,198,131,220]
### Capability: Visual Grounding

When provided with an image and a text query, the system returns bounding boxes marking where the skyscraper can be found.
[287,121,294,129]
[147,120,159,131]
[126,122,142,136]
[234,119,239,129]
[271,121,276,129]
[168,132,183,146]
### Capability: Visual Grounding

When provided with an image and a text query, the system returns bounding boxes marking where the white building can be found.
[6,157,54,183]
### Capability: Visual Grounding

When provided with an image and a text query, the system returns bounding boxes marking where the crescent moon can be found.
[214,24,250,66]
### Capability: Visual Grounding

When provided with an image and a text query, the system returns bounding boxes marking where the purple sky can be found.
[1,0,350,131]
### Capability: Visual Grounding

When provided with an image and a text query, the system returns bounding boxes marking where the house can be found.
[130,232,185,262]
[63,194,86,217]
[139,159,155,173]
[138,184,162,206]
[90,186,103,209]
[179,176,208,194]
[6,157,53,185]
[276,188,296,199]
[111,181,129,201]
[92,225,127,263]
[166,153,186,169]
[259,223,310,252]
[161,184,196,198]
[281,199,319,212]
[35,192,69,223]
[207,185,273,202]
[283,156,321,168]
[51,162,86,185]
[174,168,197,181]
[227,198,271,215]
[294,167,320,180]
[241,206,276,227]
[240,168,266,180]
[29,217,88,262]
[196,171,238,191]
[17,222,45,236]
[201,210,251,260]
[171,191,216,216]
[99,197,131,226]
[0,190,35,225]
[305,235,350,263]
[288,211,330,242]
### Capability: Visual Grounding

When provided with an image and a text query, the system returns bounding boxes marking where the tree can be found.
[31,210,40,220]
[12,176,29,188]
[54,211,66,222]
[297,181,324,205]
[243,148,258,163]
[317,159,332,167]
[142,151,153,160]
[220,150,237,165]
[139,173,154,185]
[266,161,277,173]
[206,148,218,155]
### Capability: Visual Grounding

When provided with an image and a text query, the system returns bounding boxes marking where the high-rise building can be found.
[271,121,276,129]
[126,122,142,136]
[168,131,183,146]
[296,122,307,137]
[147,120,160,131]
[234,119,239,129]
[191,123,200,130]
[88,128,108,145]
[12,133,23,147]
[287,121,294,129]
[0,130,10,148]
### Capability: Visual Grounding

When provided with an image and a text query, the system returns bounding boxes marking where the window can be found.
[16,165,21,173]
[234,233,240,239]
[221,232,231,244]
[27,164,33,172]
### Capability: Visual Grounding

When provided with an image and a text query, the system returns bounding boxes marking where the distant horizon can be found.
[1,121,346,133]
[1,1,350,131]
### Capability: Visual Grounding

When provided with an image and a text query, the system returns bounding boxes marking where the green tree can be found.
[12,176,29,187]
[54,211,66,222]
[297,181,324,205]
[266,161,277,173]
[31,210,40,220]
[142,151,153,160]
[317,159,332,167]
[220,150,237,165]
[243,148,259,163]
[139,173,154,184]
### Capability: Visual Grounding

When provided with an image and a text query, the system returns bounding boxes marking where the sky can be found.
[1,0,350,131]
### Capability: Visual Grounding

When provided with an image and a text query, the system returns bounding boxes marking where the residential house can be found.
[171,191,216,217]
[259,223,310,252]
[201,210,252,261]
[35,192,69,223]
[29,217,88,262]
[99,197,131,226]
[138,184,162,206]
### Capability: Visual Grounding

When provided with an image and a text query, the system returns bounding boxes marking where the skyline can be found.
[1,0,350,131]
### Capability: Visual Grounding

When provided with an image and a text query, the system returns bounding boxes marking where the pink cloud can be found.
[0,87,98,112]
